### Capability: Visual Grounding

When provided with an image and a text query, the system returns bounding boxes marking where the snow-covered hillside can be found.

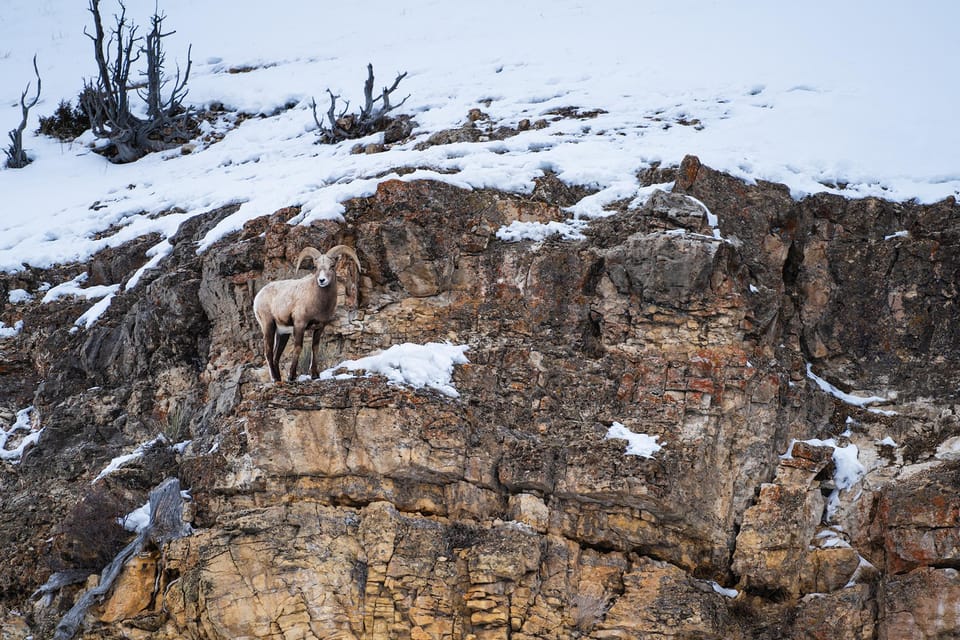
[1,0,958,274]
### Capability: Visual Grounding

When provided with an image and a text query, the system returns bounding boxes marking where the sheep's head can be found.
[295,245,362,288]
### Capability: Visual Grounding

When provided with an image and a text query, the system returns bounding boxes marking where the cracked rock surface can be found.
[1,161,959,638]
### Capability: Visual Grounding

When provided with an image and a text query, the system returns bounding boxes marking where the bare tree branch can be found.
[313,63,411,145]
[5,54,41,168]
[359,63,408,122]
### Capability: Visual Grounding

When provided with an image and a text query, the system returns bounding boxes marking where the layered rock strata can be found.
[0,160,958,638]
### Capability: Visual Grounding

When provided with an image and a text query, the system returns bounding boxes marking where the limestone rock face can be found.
[1,162,960,639]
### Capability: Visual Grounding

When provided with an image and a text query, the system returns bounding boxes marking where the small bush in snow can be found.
[38,97,91,142]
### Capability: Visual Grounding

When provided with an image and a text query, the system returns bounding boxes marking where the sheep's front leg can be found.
[263,320,281,382]
[288,324,306,382]
[309,323,327,379]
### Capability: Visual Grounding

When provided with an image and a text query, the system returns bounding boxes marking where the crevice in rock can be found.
[741,585,791,603]
[781,238,803,290]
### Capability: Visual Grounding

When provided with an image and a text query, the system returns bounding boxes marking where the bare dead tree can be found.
[5,55,42,169]
[80,0,139,160]
[81,0,194,163]
[312,63,411,144]
[51,478,192,640]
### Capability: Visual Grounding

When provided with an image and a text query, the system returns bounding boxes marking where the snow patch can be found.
[805,363,892,409]
[0,407,42,464]
[171,439,192,455]
[42,273,114,303]
[72,291,117,331]
[845,554,877,588]
[39,273,121,330]
[935,435,960,461]
[814,527,851,549]
[8,288,33,303]
[126,239,174,289]
[92,434,169,483]
[709,581,739,598]
[781,437,865,521]
[119,501,152,533]
[0,320,24,339]
[318,342,469,398]
[683,194,723,240]
[605,422,663,459]
[628,182,675,209]
[118,488,193,533]
[496,219,587,243]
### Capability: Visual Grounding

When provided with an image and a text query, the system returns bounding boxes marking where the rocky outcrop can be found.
[1,161,959,639]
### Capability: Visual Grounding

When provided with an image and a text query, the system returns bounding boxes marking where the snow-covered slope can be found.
[1,1,958,274]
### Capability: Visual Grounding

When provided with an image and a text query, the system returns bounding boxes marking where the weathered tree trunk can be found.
[52,477,192,640]
[4,55,41,169]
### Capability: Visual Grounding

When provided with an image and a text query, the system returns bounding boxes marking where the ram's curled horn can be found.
[325,244,362,272]
[294,247,324,272]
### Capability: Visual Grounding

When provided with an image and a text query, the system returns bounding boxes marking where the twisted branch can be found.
[4,54,41,168]
[312,63,410,144]
[52,478,192,640]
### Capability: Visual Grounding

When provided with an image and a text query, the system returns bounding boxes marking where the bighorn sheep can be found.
[253,245,361,382]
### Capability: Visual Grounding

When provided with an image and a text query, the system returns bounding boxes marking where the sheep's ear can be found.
[295,247,323,272]
[326,245,362,273]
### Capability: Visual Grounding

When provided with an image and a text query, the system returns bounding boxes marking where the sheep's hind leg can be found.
[309,324,327,379]
[288,325,306,382]
[263,321,282,382]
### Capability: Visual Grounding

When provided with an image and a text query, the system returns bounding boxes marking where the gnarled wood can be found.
[312,63,409,144]
[53,478,191,640]
[81,0,194,163]
[4,54,41,169]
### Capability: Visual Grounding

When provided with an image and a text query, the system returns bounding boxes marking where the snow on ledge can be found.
[605,421,663,459]
[0,320,24,339]
[682,194,723,240]
[780,437,865,521]
[92,434,169,483]
[317,342,470,398]
[42,273,117,303]
[118,488,193,533]
[496,219,587,243]
[805,363,893,410]
[118,501,153,533]
[0,407,42,464]
[72,292,117,332]
[709,581,739,598]
[41,272,122,331]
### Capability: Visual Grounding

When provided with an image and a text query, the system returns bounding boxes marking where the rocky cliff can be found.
[1,156,959,639]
